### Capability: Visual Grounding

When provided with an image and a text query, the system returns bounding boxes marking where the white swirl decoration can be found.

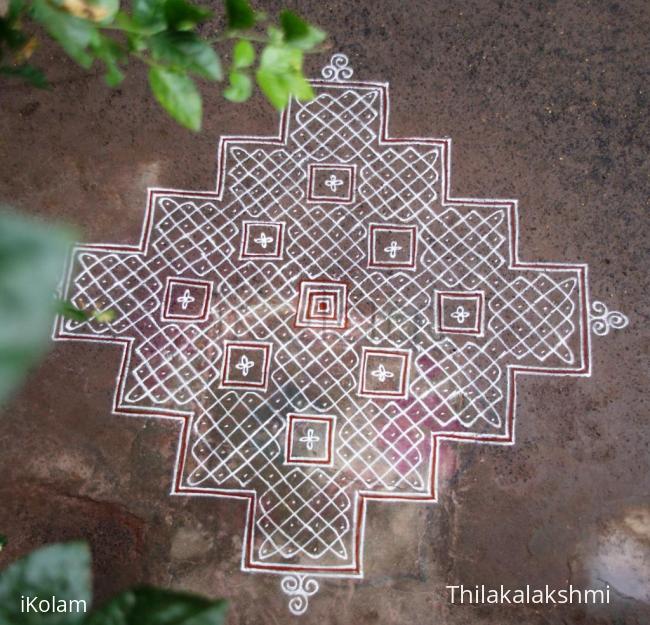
[590,300,629,336]
[321,53,354,81]
[280,574,320,615]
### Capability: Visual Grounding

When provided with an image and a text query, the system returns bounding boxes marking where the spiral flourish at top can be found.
[321,53,354,81]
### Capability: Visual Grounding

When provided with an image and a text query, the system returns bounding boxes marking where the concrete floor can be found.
[1,0,648,623]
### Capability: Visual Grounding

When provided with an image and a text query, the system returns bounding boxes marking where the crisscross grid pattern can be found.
[188,390,283,487]
[489,275,577,363]
[421,207,507,289]
[290,90,379,162]
[152,198,235,277]
[410,342,503,429]
[223,148,305,216]
[64,253,162,335]
[338,401,427,490]
[358,147,439,219]
[56,85,585,569]
[125,324,222,405]
[257,469,351,561]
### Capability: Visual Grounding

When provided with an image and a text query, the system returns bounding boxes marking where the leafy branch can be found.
[0,0,328,130]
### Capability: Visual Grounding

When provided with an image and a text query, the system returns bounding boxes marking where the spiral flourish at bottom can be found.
[280,574,320,615]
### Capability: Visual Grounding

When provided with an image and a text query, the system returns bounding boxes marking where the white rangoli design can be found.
[53,54,629,614]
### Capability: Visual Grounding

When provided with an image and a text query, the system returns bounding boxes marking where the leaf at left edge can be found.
[86,587,228,625]
[0,542,91,625]
[0,209,72,406]
[0,63,49,88]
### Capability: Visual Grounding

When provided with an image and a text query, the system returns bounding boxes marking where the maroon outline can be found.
[161,277,213,322]
[219,340,273,391]
[294,279,349,330]
[239,221,285,260]
[53,78,593,576]
[285,413,335,466]
[367,223,418,270]
[435,290,485,335]
[357,347,411,399]
[306,163,356,204]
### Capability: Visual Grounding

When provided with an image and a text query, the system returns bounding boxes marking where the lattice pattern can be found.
[65,253,161,335]
[422,208,507,289]
[489,275,577,363]
[257,469,351,560]
[359,147,439,219]
[225,148,305,215]
[56,81,586,574]
[290,90,379,162]
[411,342,503,428]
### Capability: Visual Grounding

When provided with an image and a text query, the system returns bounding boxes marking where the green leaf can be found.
[148,66,202,131]
[231,38,254,69]
[56,299,90,322]
[93,309,115,323]
[31,0,97,68]
[98,0,120,23]
[224,0,254,30]
[0,209,72,405]
[0,18,29,50]
[0,542,91,625]
[164,0,212,31]
[0,63,49,88]
[223,69,251,102]
[131,0,166,31]
[7,0,26,22]
[125,31,147,52]
[149,31,221,80]
[256,44,313,110]
[0,534,6,551]
[266,24,283,45]
[114,10,162,36]
[87,587,227,625]
[56,300,115,323]
[90,34,125,86]
[279,10,326,50]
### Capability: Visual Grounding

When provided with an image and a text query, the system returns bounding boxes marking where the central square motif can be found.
[295,280,348,329]
[307,163,356,203]
[219,340,273,391]
[285,413,336,466]
[358,347,412,399]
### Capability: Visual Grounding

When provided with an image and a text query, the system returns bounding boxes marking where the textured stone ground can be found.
[0,1,648,623]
